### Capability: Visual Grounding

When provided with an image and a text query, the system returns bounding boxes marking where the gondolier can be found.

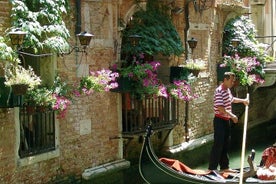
[208,72,249,172]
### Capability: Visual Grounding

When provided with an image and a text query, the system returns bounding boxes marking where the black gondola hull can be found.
[139,125,276,184]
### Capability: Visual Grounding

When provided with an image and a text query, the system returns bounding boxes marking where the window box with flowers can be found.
[24,87,55,113]
[170,59,206,81]
[182,59,205,77]
[111,58,163,99]
[24,76,72,118]
[111,56,198,101]
[75,69,119,96]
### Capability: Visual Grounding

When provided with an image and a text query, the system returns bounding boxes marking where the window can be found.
[19,106,55,158]
[17,55,58,160]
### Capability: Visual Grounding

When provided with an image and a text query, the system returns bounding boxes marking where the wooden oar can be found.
[239,93,249,184]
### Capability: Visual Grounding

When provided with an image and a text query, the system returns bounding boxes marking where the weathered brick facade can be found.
[0,0,275,183]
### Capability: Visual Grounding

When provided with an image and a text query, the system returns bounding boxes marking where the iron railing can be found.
[19,105,55,158]
[122,93,179,135]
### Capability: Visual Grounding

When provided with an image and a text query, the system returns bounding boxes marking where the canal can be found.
[83,119,276,184]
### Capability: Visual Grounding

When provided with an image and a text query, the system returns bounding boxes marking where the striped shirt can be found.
[214,84,233,120]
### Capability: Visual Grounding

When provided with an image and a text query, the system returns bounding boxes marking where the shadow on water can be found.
[82,119,276,183]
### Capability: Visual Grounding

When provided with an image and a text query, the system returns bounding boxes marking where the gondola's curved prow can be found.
[138,125,227,184]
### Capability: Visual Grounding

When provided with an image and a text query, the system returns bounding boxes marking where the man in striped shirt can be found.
[208,72,249,172]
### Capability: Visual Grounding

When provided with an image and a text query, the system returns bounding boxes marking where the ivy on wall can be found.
[10,0,70,54]
[121,0,184,57]
[222,15,273,63]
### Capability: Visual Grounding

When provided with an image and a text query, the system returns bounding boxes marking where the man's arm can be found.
[233,97,249,106]
[217,106,238,123]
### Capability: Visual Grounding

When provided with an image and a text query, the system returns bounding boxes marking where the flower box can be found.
[170,66,190,82]
[11,84,29,95]
[0,77,24,108]
[111,77,133,93]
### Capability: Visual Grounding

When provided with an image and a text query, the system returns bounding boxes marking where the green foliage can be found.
[10,0,70,54]
[121,0,184,56]
[4,64,41,88]
[221,55,265,86]
[51,75,72,99]
[25,86,55,107]
[0,37,17,62]
[222,16,274,64]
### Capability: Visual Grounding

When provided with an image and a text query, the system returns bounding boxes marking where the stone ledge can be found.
[82,159,130,180]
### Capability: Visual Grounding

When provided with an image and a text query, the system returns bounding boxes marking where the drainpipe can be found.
[184,0,194,61]
[75,0,82,35]
[271,0,275,58]
[184,0,194,142]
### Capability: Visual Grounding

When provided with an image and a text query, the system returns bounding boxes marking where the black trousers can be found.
[208,116,231,170]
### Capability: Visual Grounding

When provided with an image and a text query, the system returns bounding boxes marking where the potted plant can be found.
[167,80,198,101]
[24,86,55,112]
[111,59,162,98]
[50,75,73,119]
[76,69,119,96]
[4,64,41,95]
[183,59,205,77]
[220,55,265,86]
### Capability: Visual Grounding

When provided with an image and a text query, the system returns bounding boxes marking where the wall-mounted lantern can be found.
[128,34,142,47]
[231,38,240,49]
[8,29,53,59]
[187,37,198,54]
[9,29,94,57]
[60,31,94,56]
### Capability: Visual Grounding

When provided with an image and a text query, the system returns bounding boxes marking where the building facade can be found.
[0,0,275,183]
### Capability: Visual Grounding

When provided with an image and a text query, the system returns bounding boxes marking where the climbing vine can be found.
[121,0,184,56]
[222,15,273,64]
[10,0,70,54]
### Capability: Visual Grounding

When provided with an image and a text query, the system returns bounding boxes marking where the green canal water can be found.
[83,119,276,184]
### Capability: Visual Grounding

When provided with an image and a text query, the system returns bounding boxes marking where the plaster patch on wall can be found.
[80,119,92,135]
[77,64,89,77]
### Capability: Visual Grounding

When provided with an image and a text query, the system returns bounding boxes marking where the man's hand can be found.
[231,114,238,123]
[243,98,249,106]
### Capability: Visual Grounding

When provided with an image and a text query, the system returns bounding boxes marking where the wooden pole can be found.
[239,93,249,184]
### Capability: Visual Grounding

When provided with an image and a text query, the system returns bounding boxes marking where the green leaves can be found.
[121,0,184,56]
[222,15,273,64]
[0,37,16,62]
[10,0,70,54]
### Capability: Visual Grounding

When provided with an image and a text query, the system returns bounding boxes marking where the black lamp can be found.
[128,34,142,46]
[231,38,240,48]
[187,37,198,50]
[77,31,94,48]
[60,31,94,56]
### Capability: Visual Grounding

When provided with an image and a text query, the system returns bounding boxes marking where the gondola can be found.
[139,125,276,184]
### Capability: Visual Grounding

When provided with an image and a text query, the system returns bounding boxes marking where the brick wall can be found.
[0,0,274,183]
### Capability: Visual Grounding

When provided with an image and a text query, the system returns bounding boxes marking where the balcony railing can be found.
[122,93,179,135]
